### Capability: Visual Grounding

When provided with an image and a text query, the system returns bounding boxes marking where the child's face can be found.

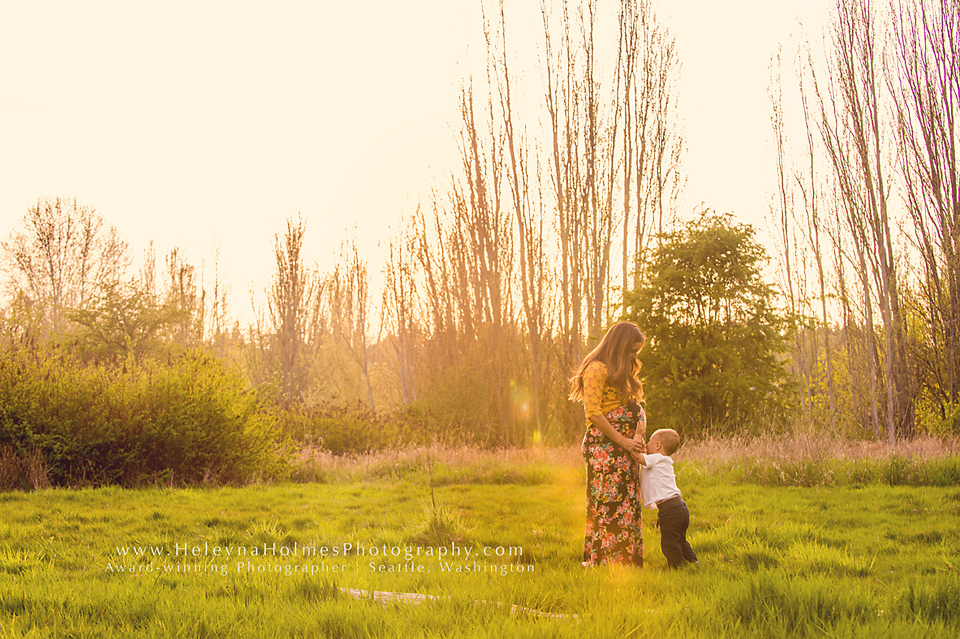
[647,434,663,453]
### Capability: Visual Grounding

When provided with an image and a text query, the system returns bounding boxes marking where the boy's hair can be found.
[652,428,681,455]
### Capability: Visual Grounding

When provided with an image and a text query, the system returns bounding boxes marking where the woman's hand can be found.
[618,435,643,457]
[589,415,638,454]
[626,438,645,462]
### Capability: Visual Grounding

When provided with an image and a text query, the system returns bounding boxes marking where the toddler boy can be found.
[637,428,698,569]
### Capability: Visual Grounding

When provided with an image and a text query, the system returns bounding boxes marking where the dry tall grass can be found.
[674,433,960,487]
[292,444,578,485]
[0,445,51,491]
[291,433,959,487]
[676,433,959,464]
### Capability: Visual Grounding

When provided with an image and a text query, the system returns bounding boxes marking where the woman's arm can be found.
[582,362,643,455]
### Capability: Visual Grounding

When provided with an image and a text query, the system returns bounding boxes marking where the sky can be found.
[0,0,834,324]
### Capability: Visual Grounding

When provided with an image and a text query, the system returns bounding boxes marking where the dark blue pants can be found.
[656,497,698,568]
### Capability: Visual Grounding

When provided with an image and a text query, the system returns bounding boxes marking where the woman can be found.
[569,321,647,567]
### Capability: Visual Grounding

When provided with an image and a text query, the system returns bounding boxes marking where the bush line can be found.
[1,344,957,490]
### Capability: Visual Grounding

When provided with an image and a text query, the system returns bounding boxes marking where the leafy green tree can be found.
[624,212,794,436]
[68,282,186,363]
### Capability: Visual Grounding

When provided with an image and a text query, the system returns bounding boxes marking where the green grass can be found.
[1,450,959,638]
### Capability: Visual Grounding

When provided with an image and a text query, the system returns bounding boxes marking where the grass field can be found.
[1,441,959,638]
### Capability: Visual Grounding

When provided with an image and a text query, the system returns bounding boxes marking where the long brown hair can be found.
[569,321,645,402]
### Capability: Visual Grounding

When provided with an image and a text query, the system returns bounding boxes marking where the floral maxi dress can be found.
[580,362,644,567]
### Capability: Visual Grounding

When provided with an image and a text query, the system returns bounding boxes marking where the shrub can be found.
[918,399,960,438]
[0,346,288,487]
[278,402,406,455]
